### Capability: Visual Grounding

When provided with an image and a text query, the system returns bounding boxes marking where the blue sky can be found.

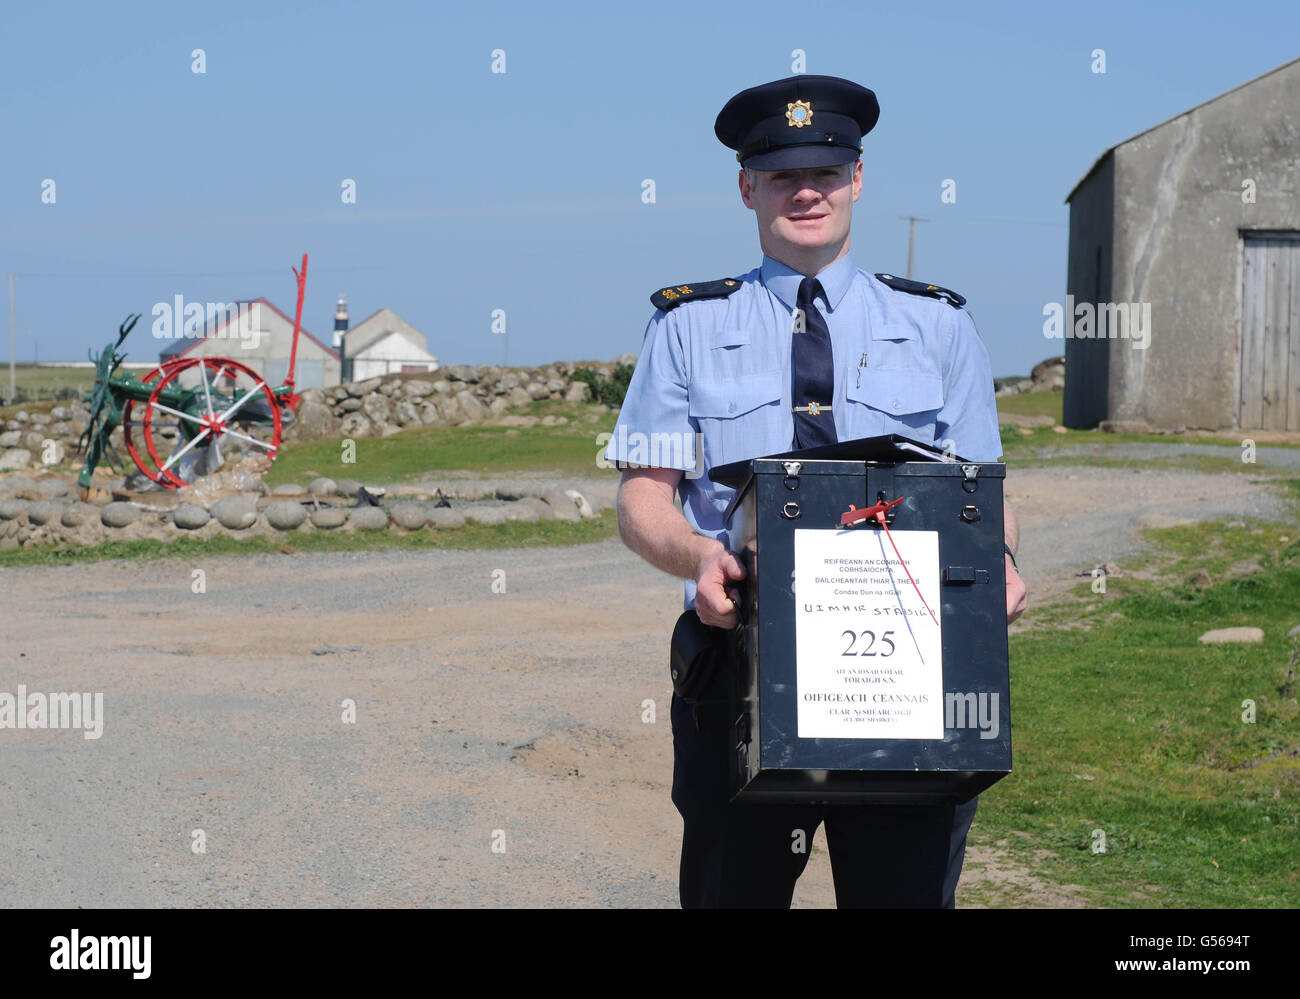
[2,0,1297,376]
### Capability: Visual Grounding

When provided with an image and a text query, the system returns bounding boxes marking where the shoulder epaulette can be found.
[874,272,966,308]
[651,278,743,312]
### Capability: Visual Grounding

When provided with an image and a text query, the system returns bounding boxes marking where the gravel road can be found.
[0,456,1293,908]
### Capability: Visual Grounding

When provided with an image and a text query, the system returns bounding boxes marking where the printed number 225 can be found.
[841,629,896,656]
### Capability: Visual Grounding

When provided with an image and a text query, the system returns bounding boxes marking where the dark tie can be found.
[791,277,838,449]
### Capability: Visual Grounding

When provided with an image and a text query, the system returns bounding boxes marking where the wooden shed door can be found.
[1241,233,1300,430]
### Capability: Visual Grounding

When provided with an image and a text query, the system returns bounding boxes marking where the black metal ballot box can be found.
[709,435,1012,805]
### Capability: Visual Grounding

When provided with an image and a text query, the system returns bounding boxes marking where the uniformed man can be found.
[605,74,1028,908]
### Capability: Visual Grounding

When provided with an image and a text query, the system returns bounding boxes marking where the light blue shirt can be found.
[605,252,1001,611]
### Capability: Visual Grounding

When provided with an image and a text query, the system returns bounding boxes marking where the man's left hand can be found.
[1006,553,1027,624]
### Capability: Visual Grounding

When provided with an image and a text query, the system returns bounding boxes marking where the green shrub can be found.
[572,363,633,406]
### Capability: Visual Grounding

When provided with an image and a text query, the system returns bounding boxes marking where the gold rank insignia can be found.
[650,277,745,311]
[786,99,813,128]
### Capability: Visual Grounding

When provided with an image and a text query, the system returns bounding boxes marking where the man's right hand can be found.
[695,544,747,629]
[615,466,746,628]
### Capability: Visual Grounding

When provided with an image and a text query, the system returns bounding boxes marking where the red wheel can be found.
[121,359,187,486]
[136,357,283,488]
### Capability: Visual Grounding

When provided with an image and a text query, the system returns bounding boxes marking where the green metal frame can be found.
[75,314,293,490]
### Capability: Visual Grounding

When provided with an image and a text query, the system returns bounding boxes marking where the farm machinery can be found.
[75,254,311,495]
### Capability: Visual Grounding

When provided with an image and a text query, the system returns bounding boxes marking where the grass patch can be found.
[1124,519,1298,579]
[0,363,95,399]
[0,509,620,568]
[995,388,1063,422]
[968,507,1300,907]
[265,401,621,487]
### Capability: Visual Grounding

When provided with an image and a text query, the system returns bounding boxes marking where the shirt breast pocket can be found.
[709,330,752,350]
[689,368,785,467]
[844,369,945,445]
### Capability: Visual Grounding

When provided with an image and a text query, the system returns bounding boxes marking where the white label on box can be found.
[794,528,944,740]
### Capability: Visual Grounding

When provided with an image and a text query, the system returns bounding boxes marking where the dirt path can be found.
[0,461,1291,907]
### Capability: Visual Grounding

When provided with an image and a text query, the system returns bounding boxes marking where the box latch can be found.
[942,566,991,585]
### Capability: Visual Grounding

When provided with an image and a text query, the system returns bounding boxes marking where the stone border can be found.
[0,472,609,552]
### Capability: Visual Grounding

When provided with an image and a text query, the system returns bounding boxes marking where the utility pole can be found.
[7,275,14,402]
[898,215,930,279]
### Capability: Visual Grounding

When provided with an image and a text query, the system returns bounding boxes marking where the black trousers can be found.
[671,691,978,909]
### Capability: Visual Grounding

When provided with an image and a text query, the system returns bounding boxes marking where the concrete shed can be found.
[1063,57,1300,430]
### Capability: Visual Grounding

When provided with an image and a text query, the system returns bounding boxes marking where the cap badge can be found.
[786,100,813,128]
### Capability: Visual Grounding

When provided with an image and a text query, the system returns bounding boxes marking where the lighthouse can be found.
[334,295,351,381]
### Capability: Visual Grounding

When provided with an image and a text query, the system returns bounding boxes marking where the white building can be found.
[340,305,439,380]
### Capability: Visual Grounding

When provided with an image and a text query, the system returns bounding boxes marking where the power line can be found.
[913,213,1066,228]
